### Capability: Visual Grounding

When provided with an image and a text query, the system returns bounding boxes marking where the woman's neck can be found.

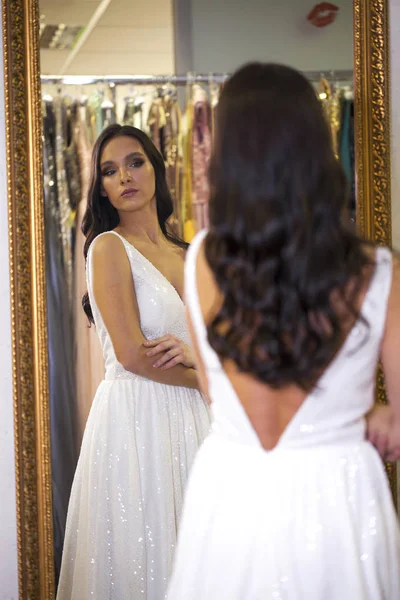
[117,203,164,246]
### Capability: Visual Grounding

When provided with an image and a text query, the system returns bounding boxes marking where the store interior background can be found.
[3,1,386,598]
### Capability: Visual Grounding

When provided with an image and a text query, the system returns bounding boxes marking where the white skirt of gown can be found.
[57,377,210,600]
[167,433,400,600]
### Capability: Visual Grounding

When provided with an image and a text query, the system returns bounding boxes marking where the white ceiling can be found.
[39,0,175,76]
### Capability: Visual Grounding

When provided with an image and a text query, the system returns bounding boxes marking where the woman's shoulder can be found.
[382,248,400,344]
[89,230,124,250]
[88,231,128,264]
[359,243,397,317]
[389,248,400,289]
[360,242,393,280]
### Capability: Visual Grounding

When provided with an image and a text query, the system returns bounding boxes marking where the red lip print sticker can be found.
[307,2,339,28]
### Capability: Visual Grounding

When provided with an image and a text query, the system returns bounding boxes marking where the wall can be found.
[0,3,18,597]
[189,0,353,74]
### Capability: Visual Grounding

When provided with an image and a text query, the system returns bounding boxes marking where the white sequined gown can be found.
[57,231,211,600]
[168,230,400,600]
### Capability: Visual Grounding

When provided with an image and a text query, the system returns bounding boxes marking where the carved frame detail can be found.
[2,0,395,598]
[354,0,396,505]
[3,0,54,598]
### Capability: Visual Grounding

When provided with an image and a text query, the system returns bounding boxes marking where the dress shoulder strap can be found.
[184,230,220,370]
[184,229,208,335]
[362,246,393,341]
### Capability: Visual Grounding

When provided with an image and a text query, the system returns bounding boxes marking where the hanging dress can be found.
[43,98,79,585]
[73,102,104,446]
[191,85,212,232]
[147,97,167,155]
[164,93,183,237]
[181,98,196,243]
[54,93,75,304]
[62,99,81,259]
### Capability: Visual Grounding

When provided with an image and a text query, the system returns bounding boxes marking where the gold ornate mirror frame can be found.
[2,0,394,597]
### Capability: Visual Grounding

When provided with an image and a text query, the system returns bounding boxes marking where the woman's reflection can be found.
[56,125,210,600]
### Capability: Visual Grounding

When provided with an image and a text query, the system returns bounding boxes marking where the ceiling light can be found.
[40,24,84,51]
[62,76,96,85]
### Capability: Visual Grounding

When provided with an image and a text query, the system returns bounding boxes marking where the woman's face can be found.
[100,135,156,214]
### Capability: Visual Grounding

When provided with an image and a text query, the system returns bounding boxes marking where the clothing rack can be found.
[305,69,353,82]
[40,74,229,86]
[40,69,354,86]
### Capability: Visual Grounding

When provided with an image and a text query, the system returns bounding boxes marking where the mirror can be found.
[38,0,358,589]
[2,0,394,597]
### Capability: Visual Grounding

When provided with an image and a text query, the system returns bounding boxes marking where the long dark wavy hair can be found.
[205,62,373,391]
[82,124,187,324]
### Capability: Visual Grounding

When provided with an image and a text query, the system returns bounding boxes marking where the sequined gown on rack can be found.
[168,230,400,600]
[57,231,211,600]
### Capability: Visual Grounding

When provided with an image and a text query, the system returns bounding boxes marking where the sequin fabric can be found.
[57,232,211,600]
[54,95,74,305]
[167,230,400,600]
[191,86,212,232]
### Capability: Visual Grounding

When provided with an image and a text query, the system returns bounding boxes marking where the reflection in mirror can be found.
[39,0,354,594]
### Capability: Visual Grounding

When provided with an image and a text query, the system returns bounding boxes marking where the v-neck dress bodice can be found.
[89,232,191,382]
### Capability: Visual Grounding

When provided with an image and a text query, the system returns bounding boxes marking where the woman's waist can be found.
[100,370,204,398]
[195,431,385,483]
[104,367,145,382]
[206,421,372,459]
[210,411,368,451]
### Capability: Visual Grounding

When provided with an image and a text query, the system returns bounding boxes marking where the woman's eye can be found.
[131,160,144,168]
[103,169,115,177]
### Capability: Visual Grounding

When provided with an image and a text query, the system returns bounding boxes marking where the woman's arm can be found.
[381,255,400,420]
[379,254,400,459]
[91,234,200,390]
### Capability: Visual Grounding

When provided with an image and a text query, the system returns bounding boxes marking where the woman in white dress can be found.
[57,124,210,600]
[168,63,400,599]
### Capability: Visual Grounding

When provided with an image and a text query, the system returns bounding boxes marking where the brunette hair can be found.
[205,62,372,391]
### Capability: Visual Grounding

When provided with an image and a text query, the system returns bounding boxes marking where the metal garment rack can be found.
[40,74,229,85]
[305,69,353,82]
[40,69,354,86]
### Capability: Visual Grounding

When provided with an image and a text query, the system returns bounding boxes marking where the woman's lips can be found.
[121,188,139,197]
[307,2,339,28]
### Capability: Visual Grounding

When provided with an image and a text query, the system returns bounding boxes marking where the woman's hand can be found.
[366,404,400,462]
[143,335,196,370]
[386,419,400,462]
[366,405,393,458]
